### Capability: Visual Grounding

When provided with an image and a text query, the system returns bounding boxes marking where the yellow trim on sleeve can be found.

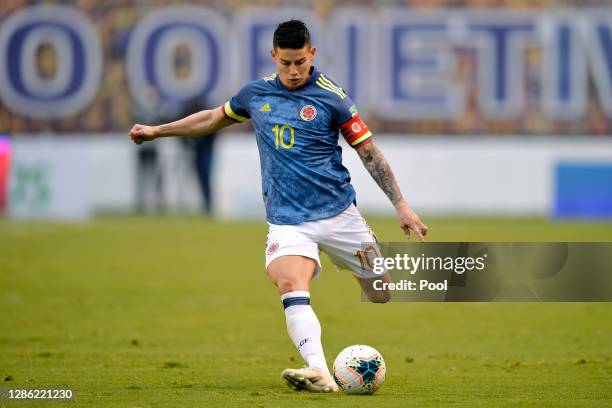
[318,74,346,97]
[316,79,346,99]
[351,131,372,146]
[224,101,248,122]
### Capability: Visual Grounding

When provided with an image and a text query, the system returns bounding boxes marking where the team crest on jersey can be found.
[267,242,279,255]
[300,105,317,121]
[351,122,362,133]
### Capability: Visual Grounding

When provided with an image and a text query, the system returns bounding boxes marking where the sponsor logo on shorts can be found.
[300,105,317,121]
[267,242,279,255]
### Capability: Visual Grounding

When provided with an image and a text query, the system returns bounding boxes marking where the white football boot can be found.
[281,366,339,393]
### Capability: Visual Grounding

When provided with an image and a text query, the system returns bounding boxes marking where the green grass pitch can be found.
[1,217,611,407]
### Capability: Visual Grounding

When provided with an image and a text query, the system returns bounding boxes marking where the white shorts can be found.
[265,204,382,279]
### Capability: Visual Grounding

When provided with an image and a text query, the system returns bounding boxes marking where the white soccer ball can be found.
[332,344,386,395]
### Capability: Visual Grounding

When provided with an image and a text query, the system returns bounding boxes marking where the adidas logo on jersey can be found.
[260,103,271,112]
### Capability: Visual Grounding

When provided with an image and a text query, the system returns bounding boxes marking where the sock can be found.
[281,291,329,372]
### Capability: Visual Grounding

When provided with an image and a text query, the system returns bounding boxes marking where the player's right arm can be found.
[129,106,236,145]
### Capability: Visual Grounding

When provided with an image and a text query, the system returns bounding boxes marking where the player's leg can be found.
[267,257,322,370]
[265,229,338,392]
[319,204,391,303]
[266,255,315,295]
[355,273,392,303]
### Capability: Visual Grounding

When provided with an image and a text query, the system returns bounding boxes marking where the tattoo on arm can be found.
[357,142,404,205]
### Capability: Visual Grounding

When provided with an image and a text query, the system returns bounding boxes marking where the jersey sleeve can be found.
[335,96,372,148]
[223,83,252,123]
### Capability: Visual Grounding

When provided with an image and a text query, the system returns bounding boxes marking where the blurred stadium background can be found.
[1,0,611,221]
[1,2,612,406]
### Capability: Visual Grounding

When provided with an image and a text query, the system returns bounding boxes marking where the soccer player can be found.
[129,19,428,393]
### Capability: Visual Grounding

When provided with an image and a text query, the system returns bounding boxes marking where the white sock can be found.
[281,291,329,372]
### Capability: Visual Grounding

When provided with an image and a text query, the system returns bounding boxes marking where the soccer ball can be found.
[333,345,386,395]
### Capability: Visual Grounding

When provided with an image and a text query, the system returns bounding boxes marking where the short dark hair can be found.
[273,19,311,49]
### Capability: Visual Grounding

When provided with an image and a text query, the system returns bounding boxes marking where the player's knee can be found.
[366,289,390,304]
[274,277,298,294]
[359,277,391,303]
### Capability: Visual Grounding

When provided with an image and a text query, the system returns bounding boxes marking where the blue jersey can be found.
[223,67,372,225]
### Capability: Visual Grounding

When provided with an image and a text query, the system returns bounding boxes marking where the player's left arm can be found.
[355,140,428,241]
[332,84,428,240]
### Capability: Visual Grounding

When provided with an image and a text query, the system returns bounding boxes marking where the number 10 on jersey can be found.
[272,124,295,149]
